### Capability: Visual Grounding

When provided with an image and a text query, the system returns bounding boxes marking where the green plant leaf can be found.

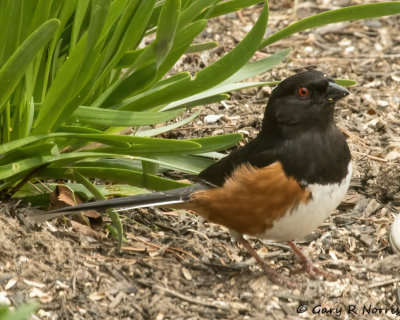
[88,140,202,157]
[38,167,190,191]
[135,108,203,137]
[78,156,212,175]
[71,0,90,48]
[188,133,243,154]
[119,4,269,112]
[185,41,218,54]
[0,143,59,165]
[2,303,38,320]
[34,34,87,133]
[178,0,217,27]
[0,152,112,180]
[86,0,112,53]
[220,48,291,85]
[117,20,210,69]
[109,19,207,105]
[160,93,229,111]
[0,133,132,155]
[74,169,125,251]
[69,106,185,126]
[156,19,208,79]
[260,2,400,48]
[209,0,263,18]
[0,19,59,114]
[145,154,214,174]
[160,82,267,111]
[155,0,180,66]
[334,78,357,87]
[14,182,149,202]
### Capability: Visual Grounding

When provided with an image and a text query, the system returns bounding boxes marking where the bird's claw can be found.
[290,259,336,280]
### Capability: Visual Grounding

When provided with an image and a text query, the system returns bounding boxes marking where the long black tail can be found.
[30,183,210,223]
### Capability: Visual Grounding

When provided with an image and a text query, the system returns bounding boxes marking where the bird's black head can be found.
[261,70,349,137]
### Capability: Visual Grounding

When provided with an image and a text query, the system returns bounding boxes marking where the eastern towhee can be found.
[33,70,351,288]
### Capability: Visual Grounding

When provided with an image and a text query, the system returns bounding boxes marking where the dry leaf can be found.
[70,220,107,240]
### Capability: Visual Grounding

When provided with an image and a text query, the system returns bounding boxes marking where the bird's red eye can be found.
[297,87,310,97]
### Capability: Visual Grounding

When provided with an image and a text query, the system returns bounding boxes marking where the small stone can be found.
[240,291,253,301]
[212,129,224,136]
[377,100,389,107]
[204,114,223,124]
[0,292,10,305]
[364,19,382,28]
[181,267,192,281]
[238,130,250,137]
[304,46,313,54]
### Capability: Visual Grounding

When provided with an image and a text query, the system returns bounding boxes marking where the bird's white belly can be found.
[258,162,352,241]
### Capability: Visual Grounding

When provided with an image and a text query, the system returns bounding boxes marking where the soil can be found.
[1,1,400,319]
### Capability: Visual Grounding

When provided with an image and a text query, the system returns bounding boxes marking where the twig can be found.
[154,285,231,310]
[9,164,48,195]
[77,252,137,264]
[368,277,400,289]
[338,127,369,149]
[236,10,246,24]
[214,243,233,261]
[169,125,236,131]
[128,233,199,261]
[352,151,388,163]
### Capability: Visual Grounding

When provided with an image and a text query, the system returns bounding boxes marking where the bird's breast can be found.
[258,161,352,241]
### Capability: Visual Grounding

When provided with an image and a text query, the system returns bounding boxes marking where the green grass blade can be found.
[135,108,202,137]
[178,0,217,27]
[161,93,229,111]
[0,19,59,114]
[0,133,133,155]
[2,303,38,320]
[160,82,267,111]
[38,167,190,191]
[120,5,269,111]
[77,156,212,175]
[14,182,149,201]
[155,0,180,66]
[156,19,207,79]
[188,133,243,154]
[69,106,185,126]
[144,154,214,174]
[108,20,207,105]
[86,0,112,53]
[220,48,291,85]
[209,0,263,18]
[87,141,202,156]
[117,21,209,68]
[74,169,124,251]
[260,2,400,48]
[34,35,87,133]
[185,41,217,54]
[71,0,89,49]
[334,79,357,87]
[0,152,121,180]
[0,143,59,165]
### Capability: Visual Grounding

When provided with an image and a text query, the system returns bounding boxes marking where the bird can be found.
[31,70,352,288]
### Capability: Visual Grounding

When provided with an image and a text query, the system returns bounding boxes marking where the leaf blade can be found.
[0,19,59,114]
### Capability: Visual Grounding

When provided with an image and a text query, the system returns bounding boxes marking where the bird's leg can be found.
[287,241,336,280]
[236,235,298,288]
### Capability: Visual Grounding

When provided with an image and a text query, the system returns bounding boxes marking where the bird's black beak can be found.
[327,82,350,102]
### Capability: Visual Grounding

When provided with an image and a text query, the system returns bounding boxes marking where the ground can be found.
[1,1,400,319]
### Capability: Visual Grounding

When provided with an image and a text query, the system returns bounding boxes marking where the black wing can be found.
[198,136,282,186]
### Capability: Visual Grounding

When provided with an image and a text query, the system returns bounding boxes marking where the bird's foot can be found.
[287,241,336,280]
[262,264,298,289]
[236,234,298,288]
[289,258,336,280]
